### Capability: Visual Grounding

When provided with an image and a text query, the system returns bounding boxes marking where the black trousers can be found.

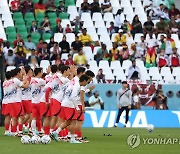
[115,106,130,124]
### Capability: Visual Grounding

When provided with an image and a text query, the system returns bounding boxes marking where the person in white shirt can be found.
[132,89,141,109]
[9,67,29,136]
[89,91,103,110]
[101,0,112,13]
[51,74,90,143]
[2,71,13,136]
[114,9,125,33]
[30,67,46,136]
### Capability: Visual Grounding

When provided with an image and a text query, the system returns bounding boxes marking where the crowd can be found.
[0,0,179,77]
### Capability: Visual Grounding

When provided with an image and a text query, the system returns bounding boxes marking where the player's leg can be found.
[114,107,125,127]
[125,107,130,127]
[4,115,11,136]
[31,104,38,135]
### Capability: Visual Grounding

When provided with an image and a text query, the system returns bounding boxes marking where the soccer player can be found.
[75,70,95,142]
[51,74,90,143]
[21,65,33,132]
[2,71,12,136]
[9,68,29,136]
[31,67,46,135]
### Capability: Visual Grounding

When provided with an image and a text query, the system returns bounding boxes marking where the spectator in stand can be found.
[136,36,146,60]
[27,49,40,66]
[50,42,61,61]
[128,60,141,80]
[24,35,36,53]
[131,15,143,38]
[114,9,124,33]
[59,35,70,53]
[3,41,13,56]
[168,16,180,34]
[145,32,158,68]
[96,68,106,83]
[121,20,132,35]
[150,4,164,20]
[65,24,72,33]
[45,0,56,13]
[154,89,168,110]
[89,91,104,110]
[101,0,112,13]
[71,35,83,55]
[65,54,74,66]
[129,43,141,60]
[38,42,50,60]
[158,34,166,51]
[143,16,155,37]
[157,0,170,9]
[10,0,21,12]
[94,44,109,64]
[55,54,63,65]
[5,49,15,66]
[169,4,180,19]
[30,21,38,33]
[15,52,27,67]
[165,32,176,55]
[40,16,53,35]
[71,16,83,34]
[13,34,24,48]
[109,43,118,61]
[132,89,141,109]
[143,0,154,16]
[114,29,127,46]
[47,37,55,51]
[156,49,169,67]
[108,21,116,38]
[79,28,93,46]
[117,44,130,64]
[80,0,91,14]
[74,48,87,66]
[155,17,168,36]
[20,0,33,15]
[57,0,66,14]
[169,47,180,67]
[90,0,101,15]
[36,38,44,53]
[161,7,170,20]
[55,18,63,33]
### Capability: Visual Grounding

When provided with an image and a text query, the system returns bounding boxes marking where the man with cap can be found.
[89,91,104,110]
[114,81,132,127]
[114,29,127,46]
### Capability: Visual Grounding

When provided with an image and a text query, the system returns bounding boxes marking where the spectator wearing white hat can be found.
[89,91,104,110]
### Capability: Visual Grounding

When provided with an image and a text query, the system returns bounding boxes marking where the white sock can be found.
[50,129,53,133]
[68,132,71,138]
[55,127,62,134]
[71,134,75,141]
[31,120,36,131]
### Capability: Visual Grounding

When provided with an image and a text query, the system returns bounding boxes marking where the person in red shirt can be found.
[13,34,25,48]
[169,4,180,19]
[65,24,72,33]
[10,0,21,12]
[65,54,74,66]
[169,47,180,67]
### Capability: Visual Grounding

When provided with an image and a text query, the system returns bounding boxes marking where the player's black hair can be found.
[5,71,12,80]
[79,74,89,82]
[77,67,86,75]
[34,67,43,76]
[13,68,21,77]
[24,65,32,74]
[51,65,57,73]
[57,63,64,71]
[85,70,95,78]
[60,65,70,74]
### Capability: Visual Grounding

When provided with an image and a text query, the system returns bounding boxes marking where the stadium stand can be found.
[0,0,179,84]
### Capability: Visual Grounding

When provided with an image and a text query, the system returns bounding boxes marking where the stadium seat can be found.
[160,67,172,77]
[61,53,69,60]
[136,60,145,68]
[172,67,180,77]
[42,33,52,41]
[40,60,50,73]
[65,0,75,7]
[99,60,110,68]
[69,13,79,21]
[81,12,91,21]
[99,33,111,42]
[122,60,132,70]
[61,19,71,28]
[134,33,144,42]
[89,32,99,41]
[113,68,127,81]
[24,12,35,22]
[132,0,143,7]
[76,0,83,8]
[54,33,63,43]
[88,60,98,68]
[111,0,120,7]
[66,33,75,42]
[86,26,96,33]
[36,12,45,22]
[123,6,134,15]
[31,32,41,44]
[110,60,121,70]
[93,46,101,55]
[112,6,122,15]
[67,5,78,15]
[92,13,103,21]
[13,12,23,21]
[83,20,94,28]
[121,0,131,7]
[59,12,69,19]
[6,26,16,34]
[83,46,92,54]
[2,12,12,21]
[103,13,114,22]
[97,27,108,35]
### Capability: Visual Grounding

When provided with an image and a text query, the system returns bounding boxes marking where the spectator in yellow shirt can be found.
[79,28,93,45]
[114,29,127,46]
[74,48,87,66]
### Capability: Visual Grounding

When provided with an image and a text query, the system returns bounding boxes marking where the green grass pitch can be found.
[0,127,180,154]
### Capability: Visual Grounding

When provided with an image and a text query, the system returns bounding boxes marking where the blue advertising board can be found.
[83,110,180,128]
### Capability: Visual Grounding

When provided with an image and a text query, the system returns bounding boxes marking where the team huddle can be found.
[2,64,95,143]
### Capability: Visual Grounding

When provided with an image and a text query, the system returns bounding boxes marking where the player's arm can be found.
[80,89,85,112]
[85,85,95,93]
